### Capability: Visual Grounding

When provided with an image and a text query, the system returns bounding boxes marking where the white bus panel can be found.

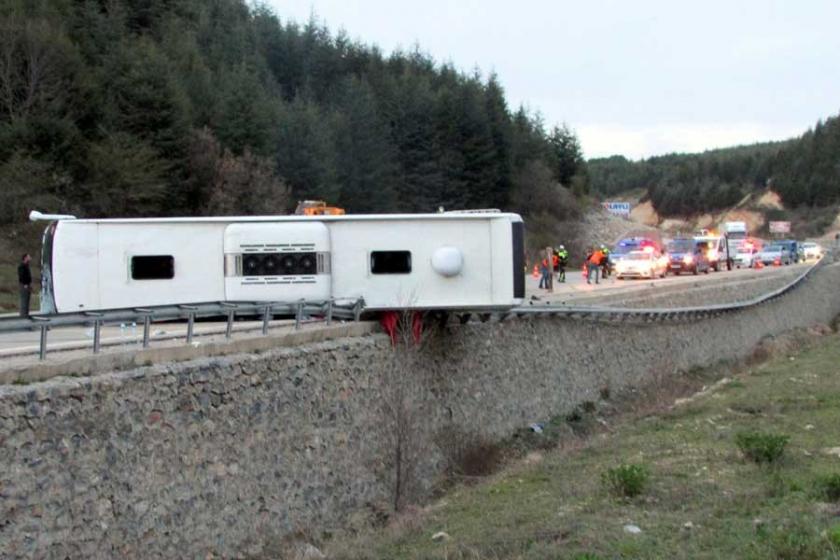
[223,222,330,302]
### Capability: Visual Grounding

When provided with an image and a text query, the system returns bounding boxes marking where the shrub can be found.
[828,524,840,548]
[813,473,840,502]
[439,429,505,478]
[735,431,789,464]
[756,523,828,560]
[602,463,650,498]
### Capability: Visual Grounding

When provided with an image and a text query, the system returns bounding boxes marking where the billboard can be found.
[602,202,631,216]
[769,221,791,233]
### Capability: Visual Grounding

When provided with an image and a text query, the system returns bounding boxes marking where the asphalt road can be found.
[525,260,809,305]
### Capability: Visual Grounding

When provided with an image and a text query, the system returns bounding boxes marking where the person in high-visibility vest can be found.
[555,245,569,283]
[600,244,611,279]
[587,247,605,285]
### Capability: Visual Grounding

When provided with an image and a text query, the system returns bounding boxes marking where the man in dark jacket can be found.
[18,253,32,317]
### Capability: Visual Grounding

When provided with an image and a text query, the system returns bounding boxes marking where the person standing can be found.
[538,256,551,290]
[18,253,32,317]
[555,245,569,283]
[587,247,604,285]
[600,244,611,279]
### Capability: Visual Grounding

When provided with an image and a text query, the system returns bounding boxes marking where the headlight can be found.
[683,255,693,264]
[708,249,718,260]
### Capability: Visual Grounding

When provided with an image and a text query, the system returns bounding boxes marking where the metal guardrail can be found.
[0,259,827,362]
[457,259,826,325]
[0,298,365,361]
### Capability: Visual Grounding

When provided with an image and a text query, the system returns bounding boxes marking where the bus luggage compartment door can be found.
[224,222,331,303]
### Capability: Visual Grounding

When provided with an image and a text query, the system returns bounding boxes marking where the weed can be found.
[601,463,649,498]
[581,400,597,413]
[766,471,789,499]
[599,385,610,400]
[735,431,789,464]
[565,407,583,423]
[439,430,505,479]
[753,522,828,560]
[813,473,840,502]
[828,524,840,548]
[572,554,604,560]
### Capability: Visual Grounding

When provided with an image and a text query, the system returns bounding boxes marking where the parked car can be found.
[733,239,762,268]
[615,250,668,279]
[801,242,824,260]
[776,239,801,263]
[665,239,711,275]
[608,236,662,273]
[757,244,793,266]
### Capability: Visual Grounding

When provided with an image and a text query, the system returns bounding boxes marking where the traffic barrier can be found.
[0,260,825,362]
[0,298,365,361]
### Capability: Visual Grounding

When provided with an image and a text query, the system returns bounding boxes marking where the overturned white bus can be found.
[33,211,525,314]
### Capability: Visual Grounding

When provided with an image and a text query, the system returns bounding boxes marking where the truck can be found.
[724,221,748,239]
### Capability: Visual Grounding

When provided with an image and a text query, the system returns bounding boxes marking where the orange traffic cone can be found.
[532,264,539,278]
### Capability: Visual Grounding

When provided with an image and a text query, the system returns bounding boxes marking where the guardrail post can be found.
[179,305,199,344]
[262,305,271,335]
[39,324,48,361]
[84,311,105,354]
[295,300,305,330]
[31,317,49,361]
[326,298,334,325]
[133,309,153,349]
[93,320,101,354]
[143,315,151,348]
[220,303,236,339]
[353,298,363,322]
[187,313,195,343]
[226,310,234,339]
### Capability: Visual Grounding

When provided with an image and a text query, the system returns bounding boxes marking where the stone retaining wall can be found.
[2,263,839,559]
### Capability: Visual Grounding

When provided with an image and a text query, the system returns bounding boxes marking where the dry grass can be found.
[325,328,840,559]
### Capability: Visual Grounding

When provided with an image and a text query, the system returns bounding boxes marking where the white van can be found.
[693,235,730,271]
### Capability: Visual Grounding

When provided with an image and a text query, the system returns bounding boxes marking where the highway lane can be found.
[0,317,317,356]
[525,260,810,304]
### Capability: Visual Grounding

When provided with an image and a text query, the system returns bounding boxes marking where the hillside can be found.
[0,0,585,221]
[326,329,840,559]
[0,0,591,308]
[614,188,840,242]
[589,113,840,226]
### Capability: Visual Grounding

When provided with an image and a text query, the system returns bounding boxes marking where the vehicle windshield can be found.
[613,242,639,255]
[765,245,783,251]
[667,240,693,252]
[625,252,652,261]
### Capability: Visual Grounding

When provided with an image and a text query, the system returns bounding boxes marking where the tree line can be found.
[0,0,588,241]
[589,113,840,216]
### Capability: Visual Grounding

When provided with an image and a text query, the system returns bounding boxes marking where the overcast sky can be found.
[266,0,840,160]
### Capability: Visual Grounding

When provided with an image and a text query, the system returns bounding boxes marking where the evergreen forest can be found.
[589,113,840,217]
[0,0,588,235]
